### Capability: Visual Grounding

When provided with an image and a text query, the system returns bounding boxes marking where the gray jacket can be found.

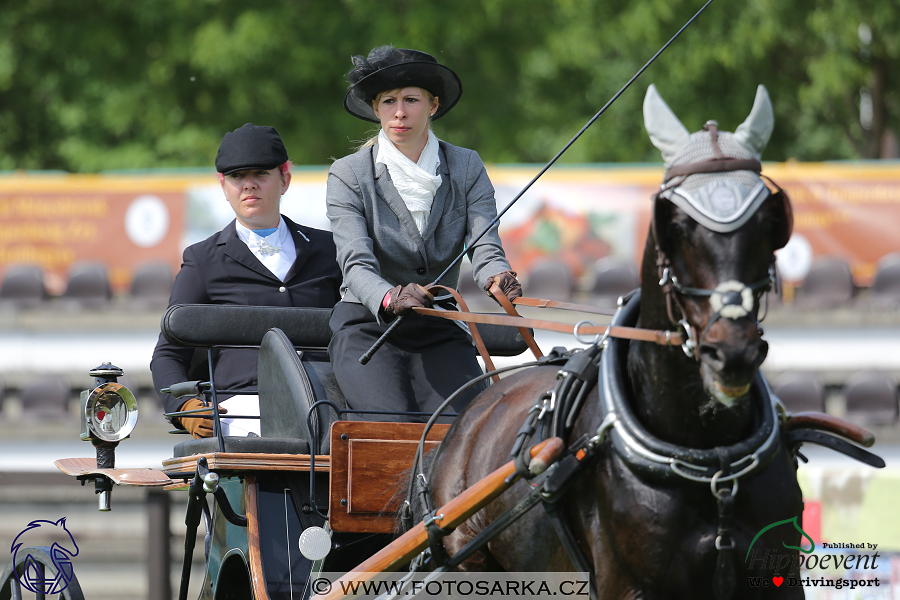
[326,140,512,321]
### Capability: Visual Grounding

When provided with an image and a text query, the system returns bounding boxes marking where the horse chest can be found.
[593,449,803,598]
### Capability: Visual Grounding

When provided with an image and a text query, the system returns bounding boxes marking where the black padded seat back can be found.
[795,257,854,308]
[258,328,345,454]
[772,371,825,413]
[161,303,529,356]
[526,259,576,302]
[162,304,333,348]
[843,371,899,426]
[173,436,310,458]
[63,261,112,307]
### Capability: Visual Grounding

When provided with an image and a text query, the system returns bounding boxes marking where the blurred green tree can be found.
[0,0,895,172]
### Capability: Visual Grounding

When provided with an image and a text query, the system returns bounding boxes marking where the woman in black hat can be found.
[151,123,342,438]
[326,46,522,423]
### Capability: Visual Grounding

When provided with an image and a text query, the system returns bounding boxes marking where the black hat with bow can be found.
[344,45,462,123]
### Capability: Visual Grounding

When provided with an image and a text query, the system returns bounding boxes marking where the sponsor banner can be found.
[4,162,900,292]
[488,162,900,285]
[0,174,191,293]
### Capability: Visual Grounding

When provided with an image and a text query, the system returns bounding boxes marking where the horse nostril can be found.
[699,344,725,370]
[700,340,767,374]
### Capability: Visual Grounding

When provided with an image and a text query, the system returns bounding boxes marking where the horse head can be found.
[636,85,792,441]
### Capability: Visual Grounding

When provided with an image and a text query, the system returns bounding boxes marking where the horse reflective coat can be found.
[427,85,806,599]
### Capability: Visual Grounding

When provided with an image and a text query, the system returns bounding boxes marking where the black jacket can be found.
[150,216,341,415]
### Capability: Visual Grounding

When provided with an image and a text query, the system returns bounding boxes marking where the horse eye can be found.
[668,222,685,241]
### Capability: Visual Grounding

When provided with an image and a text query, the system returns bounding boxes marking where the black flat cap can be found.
[215,124,288,175]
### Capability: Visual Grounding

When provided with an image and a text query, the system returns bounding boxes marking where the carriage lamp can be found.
[80,363,139,511]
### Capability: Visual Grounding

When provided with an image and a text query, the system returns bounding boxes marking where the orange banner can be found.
[0,175,194,293]
[488,162,900,285]
[2,163,899,294]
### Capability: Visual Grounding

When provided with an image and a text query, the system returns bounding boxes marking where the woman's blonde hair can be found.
[356,87,438,150]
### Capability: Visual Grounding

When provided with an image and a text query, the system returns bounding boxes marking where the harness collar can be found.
[597,292,782,485]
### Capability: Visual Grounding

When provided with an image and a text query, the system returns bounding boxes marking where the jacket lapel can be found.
[420,145,451,244]
[221,221,278,281]
[372,143,429,264]
[283,217,311,282]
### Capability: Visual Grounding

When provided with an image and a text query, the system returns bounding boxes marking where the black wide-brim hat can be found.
[344,46,462,123]
[215,123,288,175]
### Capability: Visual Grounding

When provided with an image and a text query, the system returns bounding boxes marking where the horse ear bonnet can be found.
[644,85,791,240]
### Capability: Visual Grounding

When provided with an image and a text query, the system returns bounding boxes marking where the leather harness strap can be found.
[512,296,616,316]
[428,284,500,383]
[783,411,875,447]
[411,305,686,346]
[489,283,544,359]
[664,157,762,182]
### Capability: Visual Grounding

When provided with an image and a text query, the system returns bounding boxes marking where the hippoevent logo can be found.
[10,518,80,594]
[744,517,882,590]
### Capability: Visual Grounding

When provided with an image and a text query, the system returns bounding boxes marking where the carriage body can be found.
[8,303,529,600]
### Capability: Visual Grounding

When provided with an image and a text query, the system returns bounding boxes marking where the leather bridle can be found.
[650,122,787,360]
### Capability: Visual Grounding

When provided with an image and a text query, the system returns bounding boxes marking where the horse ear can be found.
[643,84,691,167]
[56,517,67,527]
[733,85,774,159]
[767,188,793,250]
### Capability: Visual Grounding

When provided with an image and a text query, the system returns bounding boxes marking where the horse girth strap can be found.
[412,304,686,347]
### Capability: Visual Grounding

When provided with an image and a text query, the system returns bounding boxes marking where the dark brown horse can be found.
[427,86,806,599]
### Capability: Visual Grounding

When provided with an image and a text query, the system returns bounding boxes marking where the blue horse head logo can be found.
[11,517,80,594]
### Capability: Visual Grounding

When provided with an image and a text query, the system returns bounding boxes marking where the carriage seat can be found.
[171,436,310,458]
[162,304,337,458]
[161,303,530,457]
[258,327,346,454]
[256,318,531,454]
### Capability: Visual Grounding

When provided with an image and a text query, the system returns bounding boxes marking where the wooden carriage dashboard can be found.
[157,421,449,533]
[327,421,450,533]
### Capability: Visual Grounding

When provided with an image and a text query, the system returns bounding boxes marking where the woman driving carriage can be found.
[151,124,342,438]
[326,45,522,422]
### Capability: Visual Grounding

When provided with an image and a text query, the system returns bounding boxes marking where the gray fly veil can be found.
[644,84,775,233]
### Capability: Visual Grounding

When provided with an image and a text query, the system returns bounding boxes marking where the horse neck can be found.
[624,235,757,448]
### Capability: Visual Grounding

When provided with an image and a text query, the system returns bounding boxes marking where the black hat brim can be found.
[344,61,462,123]
[220,162,282,176]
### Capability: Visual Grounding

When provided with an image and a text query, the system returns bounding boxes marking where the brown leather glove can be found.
[484,270,523,303]
[176,397,227,439]
[383,283,434,317]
